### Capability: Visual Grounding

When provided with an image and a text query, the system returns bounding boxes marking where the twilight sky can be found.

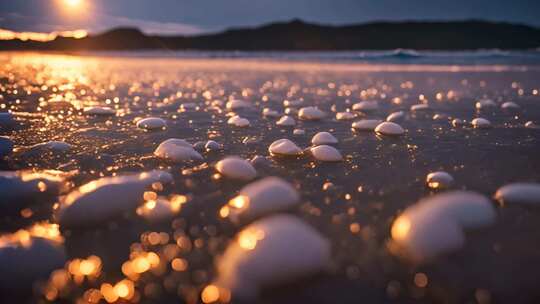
[1,0,539,35]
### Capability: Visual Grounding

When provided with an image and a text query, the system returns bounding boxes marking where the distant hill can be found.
[2,19,540,51]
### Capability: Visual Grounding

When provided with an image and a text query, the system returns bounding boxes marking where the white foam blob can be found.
[276,115,296,126]
[214,214,330,300]
[0,136,13,158]
[351,119,383,131]
[268,139,303,156]
[471,118,491,128]
[386,111,405,122]
[83,106,116,116]
[426,171,454,189]
[410,104,430,111]
[311,132,338,146]
[215,156,257,181]
[494,183,540,206]
[298,107,325,120]
[58,170,172,228]
[262,108,280,118]
[336,112,355,120]
[222,177,300,224]
[310,145,343,162]
[391,191,496,261]
[136,117,167,130]
[352,101,379,112]
[227,115,250,127]
[226,100,251,111]
[475,99,496,109]
[0,237,66,290]
[374,121,405,136]
[154,138,203,163]
[501,101,520,110]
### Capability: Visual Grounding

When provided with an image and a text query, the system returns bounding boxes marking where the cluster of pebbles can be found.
[0,54,539,303]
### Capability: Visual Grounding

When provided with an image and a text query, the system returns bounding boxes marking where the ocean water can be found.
[0,51,540,303]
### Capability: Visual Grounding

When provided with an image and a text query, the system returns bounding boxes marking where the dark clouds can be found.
[1,0,539,34]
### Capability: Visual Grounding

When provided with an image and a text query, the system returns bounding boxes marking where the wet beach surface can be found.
[1,52,540,303]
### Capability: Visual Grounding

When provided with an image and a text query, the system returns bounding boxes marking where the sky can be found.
[1,0,539,35]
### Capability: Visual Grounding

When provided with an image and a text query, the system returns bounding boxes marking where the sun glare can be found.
[64,0,82,7]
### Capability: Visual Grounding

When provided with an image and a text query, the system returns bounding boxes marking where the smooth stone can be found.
[262,108,280,118]
[268,139,303,156]
[386,111,405,122]
[336,112,355,120]
[222,177,300,224]
[30,141,71,152]
[136,197,180,222]
[0,136,14,157]
[426,171,454,189]
[250,155,271,167]
[311,132,338,146]
[391,191,496,261]
[284,107,298,115]
[374,122,405,136]
[471,118,491,128]
[276,115,296,126]
[351,119,382,131]
[410,104,430,111]
[180,103,197,111]
[136,117,167,130]
[226,99,251,111]
[452,118,466,127]
[494,183,540,206]
[58,170,172,228]
[501,101,520,110]
[83,106,116,115]
[205,140,221,151]
[192,141,207,152]
[228,115,250,127]
[310,145,343,162]
[154,138,203,162]
[352,101,379,112]
[214,214,330,300]
[0,236,66,290]
[293,129,305,135]
[298,107,325,120]
[475,99,496,109]
[525,121,539,129]
[215,157,257,181]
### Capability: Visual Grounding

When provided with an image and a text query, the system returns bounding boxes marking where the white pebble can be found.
[268,139,303,156]
[336,112,355,120]
[386,111,405,122]
[352,101,379,112]
[410,104,430,111]
[494,183,540,206]
[310,145,343,162]
[222,177,300,224]
[426,171,454,189]
[374,122,405,136]
[136,117,167,130]
[262,108,280,118]
[226,99,251,111]
[228,115,250,127]
[501,101,520,110]
[213,214,330,300]
[351,119,382,131]
[154,138,203,162]
[276,115,296,126]
[293,129,305,135]
[525,121,538,129]
[311,132,338,146]
[471,118,491,128]
[475,99,496,109]
[452,118,466,127]
[215,156,257,181]
[298,107,325,120]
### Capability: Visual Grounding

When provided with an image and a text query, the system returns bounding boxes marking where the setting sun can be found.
[64,0,82,7]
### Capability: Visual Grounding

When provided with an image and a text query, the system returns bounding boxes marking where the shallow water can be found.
[1,52,540,303]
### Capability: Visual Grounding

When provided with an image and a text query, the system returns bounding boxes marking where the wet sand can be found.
[1,52,540,303]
